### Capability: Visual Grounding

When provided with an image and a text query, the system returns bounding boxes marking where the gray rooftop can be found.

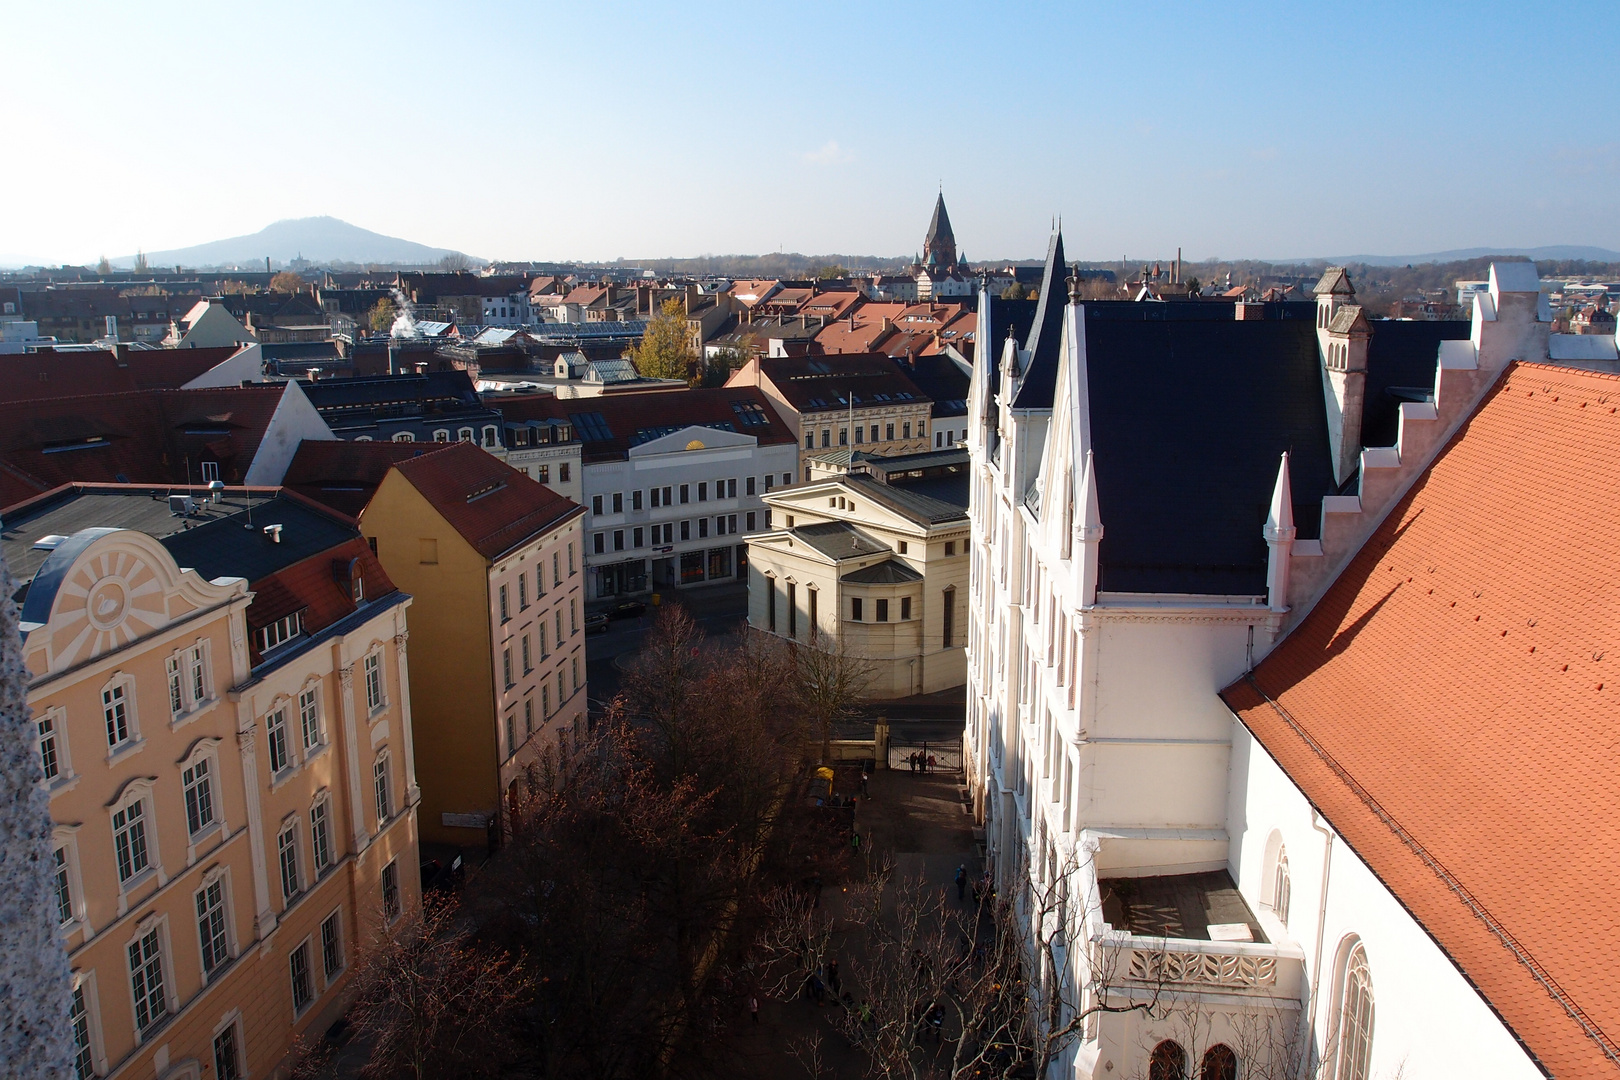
[841,559,923,584]
[1099,870,1267,943]
[844,474,967,525]
[791,520,890,561]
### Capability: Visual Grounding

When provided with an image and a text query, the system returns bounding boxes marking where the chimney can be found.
[881,317,893,332]
[1234,302,1265,321]
[266,257,271,274]
[104,315,118,339]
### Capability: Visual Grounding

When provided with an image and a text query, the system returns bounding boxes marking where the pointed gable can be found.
[1312,266,1355,296]
[1011,231,1068,409]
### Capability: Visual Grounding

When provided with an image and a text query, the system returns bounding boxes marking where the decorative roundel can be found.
[86,577,128,630]
[685,439,706,451]
[53,547,168,668]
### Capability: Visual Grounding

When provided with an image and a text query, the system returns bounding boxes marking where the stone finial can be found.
[1264,451,1297,543]
[0,545,73,1074]
[1068,264,1083,303]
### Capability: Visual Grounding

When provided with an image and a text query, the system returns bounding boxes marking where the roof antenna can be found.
[244,485,253,529]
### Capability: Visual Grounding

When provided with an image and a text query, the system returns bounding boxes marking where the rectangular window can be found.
[128,928,167,1034]
[698,518,708,539]
[197,877,229,977]
[945,540,955,557]
[72,986,96,1079]
[804,433,814,450]
[746,511,756,531]
[506,714,515,757]
[290,942,313,1014]
[182,757,215,836]
[898,541,908,555]
[788,583,798,638]
[168,655,185,716]
[113,798,149,883]
[714,517,725,537]
[300,689,321,751]
[680,484,690,504]
[519,575,528,610]
[903,421,912,439]
[382,860,400,922]
[321,912,344,980]
[539,623,548,658]
[594,533,605,555]
[278,825,300,901]
[522,635,532,673]
[572,599,579,634]
[558,669,566,704]
[854,426,864,444]
[613,492,623,513]
[267,708,291,773]
[632,489,643,510]
[651,487,661,508]
[767,578,777,632]
[189,645,207,704]
[555,609,563,646]
[819,429,829,448]
[809,588,818,639]
[764,474,774,492]
[38,712,61,782]
[503,648,513,688]
[727,478,737,498]
[53,846,73,924]
[839,427,848,446]
[365,653,383,712]
[943,587,956,647]
[680,520,690,541]
[374,757,391,823]
[572,656,580,692]
[746,476,756,496]
[877,598,889,622]
[499,585,510,622]
[294,794,325,877]
[537,464,550,484]
[103,683,130,748]
[851,597,863,621]
[542,684,550,717]
[613,530,624,551]
[698,482,708,502]
[559,463,571,483]
[885,423,894,441]
[728,514,737,533]
[901,596,912,620]
[633,527,644,548]
[525,698,534,737]
[592,495,603,515]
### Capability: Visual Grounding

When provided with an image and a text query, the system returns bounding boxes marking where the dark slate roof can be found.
[300,370,480,410]
[1361,320,1472,447]
[1083,307,1336,595]
[978,296,1039,392]
[494,387,795,464]
[1010,231,1068,410]
[792,520,889,560]
[758,354,931,413]
[925,193,954,249]
[841,559,923,584]
[844,474,967,524]
[896,354,970,417]
[262,340,342,362]
[161,494,359,583]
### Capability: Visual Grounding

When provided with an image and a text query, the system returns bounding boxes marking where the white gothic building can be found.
[963,235,1612,1078]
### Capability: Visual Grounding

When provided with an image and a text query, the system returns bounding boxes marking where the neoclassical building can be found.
[963,237,1606,1077]
[7,484,419,1080]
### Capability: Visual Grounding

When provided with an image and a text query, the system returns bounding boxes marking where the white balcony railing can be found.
[1091,927,1305,1000]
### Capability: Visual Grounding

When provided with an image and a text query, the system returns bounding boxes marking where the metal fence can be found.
[887,735,961,772]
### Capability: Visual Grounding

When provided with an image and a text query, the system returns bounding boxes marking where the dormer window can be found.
[256,611,306,654]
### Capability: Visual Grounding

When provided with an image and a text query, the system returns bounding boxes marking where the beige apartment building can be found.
[7,485,419,1080]
[745,450,970,698]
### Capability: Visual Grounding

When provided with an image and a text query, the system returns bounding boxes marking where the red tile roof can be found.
[387,441,583,560]
[0,385,289,511]
[1222,362,1620,1077]
[282,439,436,518]
[0,344,245,401]
[246,534,399,666]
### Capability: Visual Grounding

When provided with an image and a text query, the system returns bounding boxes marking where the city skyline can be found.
[3,1,1616,267]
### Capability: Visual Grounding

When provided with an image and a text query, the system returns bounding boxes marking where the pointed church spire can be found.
[1264,451,1296,542]
[1264,452,1296,614]
[924,193,957,271]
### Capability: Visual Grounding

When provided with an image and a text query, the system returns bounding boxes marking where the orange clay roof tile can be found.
[1222,361,1620,1076]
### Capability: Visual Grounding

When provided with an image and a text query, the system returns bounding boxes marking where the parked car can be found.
[584,611,610,634]
[607,599,647,620]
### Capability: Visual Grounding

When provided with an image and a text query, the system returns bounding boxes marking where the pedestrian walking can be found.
[927,752,937,772]
[827,959,840,996]
[954,864,967,903]
[859,771,869,798]
[851,830,862,856]
[749,994,759,1023]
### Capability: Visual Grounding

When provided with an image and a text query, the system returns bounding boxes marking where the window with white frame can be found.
[102,678,134,750]
[181,752,216,837]
[311,796,333,875]
[1331,940,1375,1080]
[167,655,185,718]
[266,707,292,775]
[289,940,313,1014]
[300,687,322,751]
[111,787,152,885]
[37,707,67,784]
[256,611,304,654]
[188,643,209,706]
[277,822,301,902]
[212,1021,242,1080]
[52,844,74,925]
[1272,846,1292,927]
[128,926,168,1035]
[373,754,392,823]
[196,875,230,979]
[70,982,97,1079]
[364,652,384,712]
[321,911,344,980]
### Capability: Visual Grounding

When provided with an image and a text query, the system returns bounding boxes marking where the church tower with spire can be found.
[923,192,959,271]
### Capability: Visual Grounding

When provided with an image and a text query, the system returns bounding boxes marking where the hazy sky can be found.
[5,2,1616,265]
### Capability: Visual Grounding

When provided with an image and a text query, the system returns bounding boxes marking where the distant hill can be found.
[115,217,482,269]
[1314,245,1620,267]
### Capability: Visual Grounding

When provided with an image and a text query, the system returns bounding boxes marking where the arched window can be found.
[1149,1040,1187,1080]
[1200,1044,1237,1080]
[1273,845,1292,927]
[392,432,414,443]
[1331,939,1375,1080]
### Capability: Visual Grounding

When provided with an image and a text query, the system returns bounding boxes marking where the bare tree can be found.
[792,632,878,764]
[345,898,534,1080]
[438,252,471,273]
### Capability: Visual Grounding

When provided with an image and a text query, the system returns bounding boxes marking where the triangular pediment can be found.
[627,424,756,456]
